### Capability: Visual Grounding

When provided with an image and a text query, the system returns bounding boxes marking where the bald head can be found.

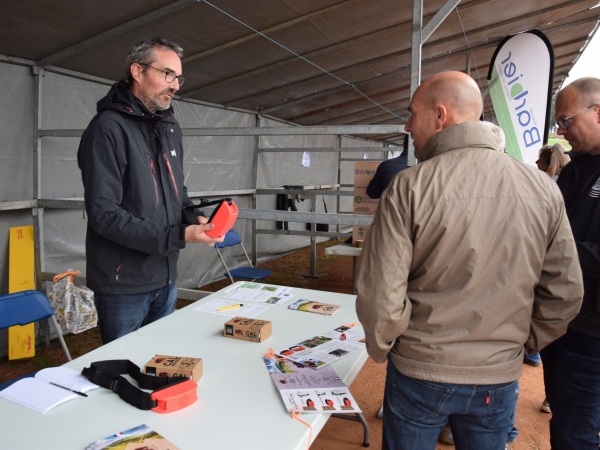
[405,71,484,155]
[420,71,483,123]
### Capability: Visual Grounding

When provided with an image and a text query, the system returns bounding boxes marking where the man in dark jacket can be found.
[366,134,408,199]
[541,77,600,449]
[78,37,223,344]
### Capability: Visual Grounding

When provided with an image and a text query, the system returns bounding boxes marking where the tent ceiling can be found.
[1,0,598,144]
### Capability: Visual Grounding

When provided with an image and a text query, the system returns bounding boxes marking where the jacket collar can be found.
[416,121,504,161]
[97,81,176,124]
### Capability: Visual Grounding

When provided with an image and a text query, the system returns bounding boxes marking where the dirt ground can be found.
[0,239,551,449]
[208,240,552,450]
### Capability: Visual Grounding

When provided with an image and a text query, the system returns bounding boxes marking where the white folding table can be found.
[0,285,368,450]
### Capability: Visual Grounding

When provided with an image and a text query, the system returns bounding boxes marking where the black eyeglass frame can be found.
[555,103,598,130]
[140,63,185,87]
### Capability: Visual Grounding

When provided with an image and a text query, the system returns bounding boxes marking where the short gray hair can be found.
[125,36,184,83]
[561,77,600,106]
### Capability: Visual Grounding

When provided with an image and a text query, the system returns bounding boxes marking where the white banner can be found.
[487,30,554,166]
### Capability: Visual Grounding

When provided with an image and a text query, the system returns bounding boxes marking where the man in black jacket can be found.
[541,77,600,449]
[366,134,408,199]
[78,37,223,344]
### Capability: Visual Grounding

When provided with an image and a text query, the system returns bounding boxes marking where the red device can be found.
[151,379,198,413]
[206,199,238,237]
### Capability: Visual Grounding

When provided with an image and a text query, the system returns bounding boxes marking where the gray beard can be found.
[140,93,171,113]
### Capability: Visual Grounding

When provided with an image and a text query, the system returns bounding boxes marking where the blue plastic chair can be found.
[214,230,273,284]
[0,290,72,365]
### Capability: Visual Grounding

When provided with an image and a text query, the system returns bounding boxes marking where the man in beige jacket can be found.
[356,71,583,450]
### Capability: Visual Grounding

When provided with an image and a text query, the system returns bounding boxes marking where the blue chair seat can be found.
[0,290,72,362]
[214,230,274,284]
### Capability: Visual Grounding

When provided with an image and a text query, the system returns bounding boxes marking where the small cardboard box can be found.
[224,317,272,343]
[353,161,381,241]
[144,355,203,382]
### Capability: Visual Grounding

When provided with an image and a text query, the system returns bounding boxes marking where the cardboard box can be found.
[353,161,381,241]
[144,355,203,382]
[224,317,272,343]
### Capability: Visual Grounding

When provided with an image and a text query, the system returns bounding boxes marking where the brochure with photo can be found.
[222,282,293,305]
[263,356,362,414]
[275,323,366,369]
[287,299,341,315]
[85,424,180,450]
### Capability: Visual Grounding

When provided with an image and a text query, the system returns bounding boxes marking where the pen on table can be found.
[49,382,88,397]
[217,303,243,311]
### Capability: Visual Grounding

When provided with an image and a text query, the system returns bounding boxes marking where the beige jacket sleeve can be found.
[356,188,413,363]
[528,203,583,353]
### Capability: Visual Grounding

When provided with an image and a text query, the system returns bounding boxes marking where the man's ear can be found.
[434,104,448,130]
[130,63,143,84]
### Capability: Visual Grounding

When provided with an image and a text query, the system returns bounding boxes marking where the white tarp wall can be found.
[0,60,385,328]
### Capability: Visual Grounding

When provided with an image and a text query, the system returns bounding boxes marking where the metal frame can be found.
[1,0,592,358]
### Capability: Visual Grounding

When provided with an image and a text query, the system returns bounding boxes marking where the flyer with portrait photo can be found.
[263,355,361,414]
[275,323,365,369]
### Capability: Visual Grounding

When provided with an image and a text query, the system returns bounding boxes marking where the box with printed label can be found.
[144,355,203,382]
[353,161,381,241]
[223,317,272,343]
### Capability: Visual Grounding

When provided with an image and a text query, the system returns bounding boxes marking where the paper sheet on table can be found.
[263,356,361,413]
[275,323,366,369]
[222,282,294,305]
[193,298,269,318]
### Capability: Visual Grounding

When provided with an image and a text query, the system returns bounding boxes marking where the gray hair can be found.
[561,77,600,106]
[125,36,184,83]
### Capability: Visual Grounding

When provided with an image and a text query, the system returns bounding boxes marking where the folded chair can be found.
[214,230,273,284]
[0,290,72,391]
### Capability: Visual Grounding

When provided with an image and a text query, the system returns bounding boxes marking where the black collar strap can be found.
[81,360,196,411]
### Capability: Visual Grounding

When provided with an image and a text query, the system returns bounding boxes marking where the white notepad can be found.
[0,366,99,414]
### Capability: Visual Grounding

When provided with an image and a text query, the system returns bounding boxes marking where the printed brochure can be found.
[264,356,361,414]
[85,424,180,450]
[275,323,365,369]
[223,281,293,305]
[193,298,269,318]
[288,298,341,315]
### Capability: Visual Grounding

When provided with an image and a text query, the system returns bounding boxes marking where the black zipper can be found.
[149,155,159,203]
[163,154,179,198]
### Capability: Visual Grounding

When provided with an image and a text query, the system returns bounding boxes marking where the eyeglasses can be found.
[555,104,598,130]
[140,63,185,86]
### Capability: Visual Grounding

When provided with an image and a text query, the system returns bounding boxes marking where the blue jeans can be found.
[540,328,600,449]
[383,359,518,450]
[95,283,177,344]
[523,352,541,366]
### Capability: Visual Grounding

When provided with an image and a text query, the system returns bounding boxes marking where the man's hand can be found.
[185,222,225,246]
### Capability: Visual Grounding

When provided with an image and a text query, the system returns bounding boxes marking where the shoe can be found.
[506,443,514,450]
[524,353,541,367]
[541,398,551,413]
[438,425,454,445]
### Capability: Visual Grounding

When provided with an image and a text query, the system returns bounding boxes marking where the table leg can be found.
[352,255,357,295]
[331,412,370,447]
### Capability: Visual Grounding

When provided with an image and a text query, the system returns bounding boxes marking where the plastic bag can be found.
[47,270,97,334]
